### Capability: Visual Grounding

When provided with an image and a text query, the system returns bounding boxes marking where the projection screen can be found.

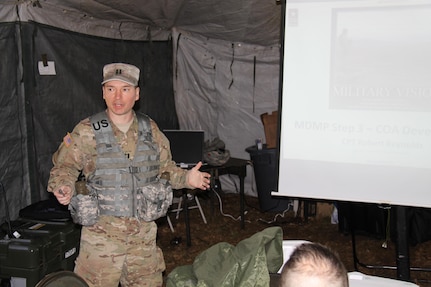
[276,0,431,208]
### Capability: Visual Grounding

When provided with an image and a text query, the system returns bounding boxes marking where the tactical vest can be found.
[87,112,160,217]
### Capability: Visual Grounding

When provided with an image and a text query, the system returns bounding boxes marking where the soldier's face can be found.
[102,80,139,116]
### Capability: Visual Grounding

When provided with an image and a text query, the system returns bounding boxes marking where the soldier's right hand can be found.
[54,185,73,205]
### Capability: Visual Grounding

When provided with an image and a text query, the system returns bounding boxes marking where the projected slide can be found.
[277,0,431,207]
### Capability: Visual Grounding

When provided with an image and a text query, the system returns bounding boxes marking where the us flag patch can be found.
[63,132,73,147]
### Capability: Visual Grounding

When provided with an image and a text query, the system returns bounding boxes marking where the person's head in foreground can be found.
[279,242,349,287]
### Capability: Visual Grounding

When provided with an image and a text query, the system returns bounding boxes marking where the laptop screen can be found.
[163,130,204,168]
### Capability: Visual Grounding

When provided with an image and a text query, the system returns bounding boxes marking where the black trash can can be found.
[246,145,291,212]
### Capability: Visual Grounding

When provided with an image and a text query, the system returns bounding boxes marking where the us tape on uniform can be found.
[137,177,173,221]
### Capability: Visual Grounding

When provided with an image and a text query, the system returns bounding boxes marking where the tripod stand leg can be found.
[396,206,410,281]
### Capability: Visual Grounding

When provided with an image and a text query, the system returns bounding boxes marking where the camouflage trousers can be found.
[74,215,165,287]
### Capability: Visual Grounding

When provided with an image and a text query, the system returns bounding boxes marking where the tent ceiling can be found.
[11,0,282,45]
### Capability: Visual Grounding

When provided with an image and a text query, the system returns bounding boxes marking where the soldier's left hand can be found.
[187,162,211,190]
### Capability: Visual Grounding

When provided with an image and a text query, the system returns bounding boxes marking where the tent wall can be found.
[1,1,281,46]
[173,29,280,194]
[0,23,30,224]
[0,1,283,224]
[15,1,173,41]
[1,22,177,223]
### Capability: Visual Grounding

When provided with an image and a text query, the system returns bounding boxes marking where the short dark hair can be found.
[280,243,349,287]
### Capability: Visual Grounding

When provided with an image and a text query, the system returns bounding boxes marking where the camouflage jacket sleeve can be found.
[150,120,191,189]
[47,118,96,194]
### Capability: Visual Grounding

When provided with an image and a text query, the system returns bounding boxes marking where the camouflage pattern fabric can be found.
[48,111,191,196]
[74,216,165,287]
[48,111,190,286]
[137,179,173,221]
[69,192,99,226]
[88,112,160,218]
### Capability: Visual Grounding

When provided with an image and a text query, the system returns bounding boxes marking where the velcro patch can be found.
[63,132,73,147]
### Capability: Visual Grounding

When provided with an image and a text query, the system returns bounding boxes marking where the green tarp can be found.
[167,226,283,287]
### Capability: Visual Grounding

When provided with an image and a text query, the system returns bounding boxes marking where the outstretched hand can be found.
[187,162,211,190]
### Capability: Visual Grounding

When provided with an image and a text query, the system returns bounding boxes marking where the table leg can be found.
[240,175,245,229]
[182,190,192,246]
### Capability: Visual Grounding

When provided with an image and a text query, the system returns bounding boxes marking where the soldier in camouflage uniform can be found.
[48,63,211,287]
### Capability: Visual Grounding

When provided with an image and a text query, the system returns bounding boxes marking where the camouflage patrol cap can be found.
[101,63,140,86]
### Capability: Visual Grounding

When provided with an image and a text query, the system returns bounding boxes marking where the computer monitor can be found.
[163,130,204,168]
